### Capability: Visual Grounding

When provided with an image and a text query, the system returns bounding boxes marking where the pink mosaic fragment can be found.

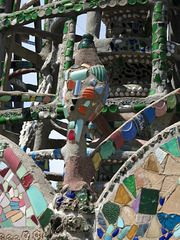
[23,193,31,208]
[20,206,26,214]
[12,175,20,185]
[0,193,5,202]
[22,174,33,190]
[3,148,21,173]
[0,168,9,177]
[9,188,14,198]
[68,130,75,140]
[19,199,25,207]
[4,170,11,180]
[1,195,10,207]
[12,197,19,202]
[17,183,24,193]
[0,207,2,215]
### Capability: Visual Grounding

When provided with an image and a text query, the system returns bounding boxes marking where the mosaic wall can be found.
[96,126,180,240]
[0,141,54,238]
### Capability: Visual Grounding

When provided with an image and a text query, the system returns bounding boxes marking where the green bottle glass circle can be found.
[128,0,137,5]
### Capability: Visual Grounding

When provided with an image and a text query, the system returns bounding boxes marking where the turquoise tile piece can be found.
[117,226,131,240]
[16,164,27,179]
[100,140,116,160]
[117,217,124,228]
[106,224,115,234]
[161,138,180,157]
[174,224,180,238]
[70,69,87,81]
[104,236,112,240]
[27,186,47,217]
[1,219,13,227]
[75,119,84,142]
[84,100,90,107]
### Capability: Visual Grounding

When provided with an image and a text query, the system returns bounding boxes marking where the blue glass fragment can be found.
[157,213,180,231]
[159,198,165,206]
[133,237,138,240]
[112,229,119,237]
[98,212,106,230]
[159,236,166,240]
[161,227,167,235]
[97,228,104,239]
[66,190,75,199]
[166,232,173,240]
[141,47,145,52]
[142,107,155,125]
[56,197,64,208]
[114,47,118,52]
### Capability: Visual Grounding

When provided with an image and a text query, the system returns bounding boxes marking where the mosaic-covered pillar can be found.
[150,0,168,96]
[56,18,76,98]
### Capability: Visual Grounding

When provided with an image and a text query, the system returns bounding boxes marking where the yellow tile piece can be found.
[144,153,159,172]
[115,184,132,204]
[10,211,23,223]
[92,152,102,171]
[30,96,36,101]
[127,225,138,240]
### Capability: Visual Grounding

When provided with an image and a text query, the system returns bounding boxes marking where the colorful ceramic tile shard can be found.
[123,175,137,198]
[144,153,159,172]
[102,202,120,224]
[115,184,132,204]
[110,131,124,150]
[139,188,159,215]
[161,138,180,157]
[100,140,116,159]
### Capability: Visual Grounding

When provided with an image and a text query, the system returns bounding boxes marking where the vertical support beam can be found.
[86,11,101,39]
[33,0,42,54]
[150,1,168,96]
[56,18,76,100]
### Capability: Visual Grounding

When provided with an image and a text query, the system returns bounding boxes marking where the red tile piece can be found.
[12,175,20,185]
[68,79,76,90]
[82,88,95,99]
[7,186,11,192]
[68,130,75,141]
[31,215,38,225]
[19,198,25,207]
[110,131,124,150]
[0,184,4,192]
[3,147,21,173]
[0,168,9,177]
[78,105,86,114]
[22,174,34,190]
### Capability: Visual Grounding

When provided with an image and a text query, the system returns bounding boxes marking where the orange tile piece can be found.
[11,211,23,223]
[82,88,95,99]
[65,97,68,101]
[127,225,138,240]
[115,184,132,204]
[78,105,86,114]
[144,153,159,172]
[68,79,76,90]
[5,210,19,219]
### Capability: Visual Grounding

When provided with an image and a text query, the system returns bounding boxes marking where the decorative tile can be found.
[144,153,159,172]
[22,174,33,190]
[123,175,136,198]
[122,121,137,141]
[3,148,20,173]
[78,105,86,114]
[92,152,102,171]
[155,148,167,164]
[16,165,27,179]
[163,155,180,175]
[11,211,23,223]
[91,66,106,82]
[117,217,124,228]
[174,224,180,238]
[100,140,116,160]
[39,208,54,229]
[97,212,106,230]
[75,119,83,142]
[82,88,95,99]
[139,188,159,215]
[117,226,131,240]
[146,215,161,238]
[135,224,149,236]
[110,131,124,150]
[26,206,34,218]
[112,229,119,237]
[95,87,104,95]
[127,225,138,240]
[97,228,104,238]
[142,107,155,125]
[1,218,13,227]
[104,236,112,240]
[70,69,87,81]
[132,192,141,213]
[27,186,47,217]
[106,224,115,234]
[115,184,132,204]
[74,80,81,96]
[161,138,180,157]
[102,202,120,224]
[134,167,146,190]
[68,79,76,89]
[121,206,136,225]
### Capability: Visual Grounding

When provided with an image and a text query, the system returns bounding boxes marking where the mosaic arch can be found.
[95,122,180,240]
[0,135,54,239]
